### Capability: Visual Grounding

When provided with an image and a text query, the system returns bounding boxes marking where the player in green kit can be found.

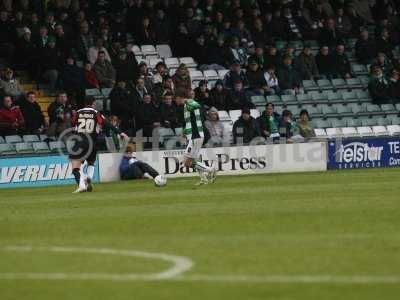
[176,91,217,185]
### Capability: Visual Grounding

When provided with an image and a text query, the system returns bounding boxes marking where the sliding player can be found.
[177,91,217,185]
[69,96,128,193]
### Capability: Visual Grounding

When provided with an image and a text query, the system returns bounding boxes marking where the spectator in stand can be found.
[192,34,209,69]
[376,28,395,61]
[295,45,320,80]
[331,44,352,79]
[172,64,192,92]
[84,62,99,89]
[204,107,224,147]
[318,18,344,47]
[15,27,36,75]
[355,29,376,65]
[75,21,95,62]
[297,109,316,139]
[209,80,229,111]
[250,17,272,49]
[160,92,179,130]
[152,62,168,86]
[371,52,393,76]
[248,47,265,69]
[278,110,299,143]
[47,92,73,125]
[389,69,400,103]
[47,104,72,139]
[257,103,280,140]
[113,48,139,83]
[277,55,302,95]
[130,76,149,104]
[136,16,156,45]
[368,66,391,104]
[224,60,248,90]
[59,57,85,96]
[0,68,24,99]
[233,107,259,145]
[110,80,137,134]
[227,80,254,110]
[88,38,111,65]
[194,80,211,107]
[0,95,24,136]
[93,50,116,88]
[17,91,46,134]
[39,36,62,88]
[206,36,228,69]
[335,7,352,38]
[226,36,247,66]
[137,93,160,137]
[0,10,15,63]
[137,62,154,93]
[264,65,280,95]
[264,46,281,69]
[316,46,334,79]
[246,59,268,95]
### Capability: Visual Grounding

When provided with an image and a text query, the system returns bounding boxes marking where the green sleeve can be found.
[186,99,201,112]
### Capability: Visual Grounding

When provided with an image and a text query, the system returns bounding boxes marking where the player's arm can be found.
[96,113,129,140]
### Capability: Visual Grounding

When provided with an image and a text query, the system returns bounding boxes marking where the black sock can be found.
[72,168,80,184]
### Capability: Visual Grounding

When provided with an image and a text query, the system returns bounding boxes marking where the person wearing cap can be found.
[223,60,248,90]
[246,59,268,95]
[0,68,24,98]
[295,45,319,80]
[119,143,160,181]
[232,107,259,145]
[204,107,225,147]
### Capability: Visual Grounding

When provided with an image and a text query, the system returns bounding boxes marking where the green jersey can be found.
[183,99,204,139]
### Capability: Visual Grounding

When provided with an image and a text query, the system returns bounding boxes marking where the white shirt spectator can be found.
[264,72,279,89]
[88,46,111,65]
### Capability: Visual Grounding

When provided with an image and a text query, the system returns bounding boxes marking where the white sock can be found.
[87,165,95,180]
[79,170,87,189]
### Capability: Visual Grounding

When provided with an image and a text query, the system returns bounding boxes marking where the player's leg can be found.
[136,161,159,179]
[84,147,97,192]
[184,138,210,185]
[71,159,87,193]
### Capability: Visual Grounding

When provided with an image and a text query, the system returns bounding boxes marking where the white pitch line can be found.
[0,245,193,280]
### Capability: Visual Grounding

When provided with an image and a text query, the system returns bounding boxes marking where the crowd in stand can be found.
[0,0,400,146]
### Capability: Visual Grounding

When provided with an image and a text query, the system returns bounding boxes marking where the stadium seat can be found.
[310,91,329,104]
[0,143,15,155]
[322,105,338,118]
[189,69,204,81]
[15,142,34,154]
[330,119,346,128]
[387,115,400,125]
[217,69,229,79]
[157,128,175,143]
[286,105,301,116]
[85,89,101,97]
[156,44,172,58]
[346,77,363,89]
[360,117,376,127]
[229,110,242,123]
[281,94,297,105]
[365,104,382,115]
[131,45,142,55]
[375,117,391,126]
[174,127,183,136]
[250,109,261,119]
[345,118,362,127]
[149,57,163,69]
[218,111,231,122]
[351,64,368,75]
[296,93,313,104]
[359,76,369,88]
[203,70,219,81]
[302,80,318,91]
[331,78,347,89]
[23,135,40,143]
[33,142,50,153]
[164,57,180,69]
[356,126,374,136]
[312,118,329,129]
[49,141,66,153]
[317,79,332,90]
[341,90,358,102]
[179,57,197,67]
[325,90,343,104]
[266,95,282,105]
[302,105,322,118]
[341,127,358,137]
[394,103,400,111]
[387,125,400,135]
[251,95,266,106]
[380,104,397,114]
[326,127,342,138]
[141,45,158,56]
[351,103,367,115]
[0,136,4,143]
[336,104,354,117]
[372,126,389,136]
[5,135,23,144]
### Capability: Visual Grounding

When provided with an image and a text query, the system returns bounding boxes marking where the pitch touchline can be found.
[0,246,399,284]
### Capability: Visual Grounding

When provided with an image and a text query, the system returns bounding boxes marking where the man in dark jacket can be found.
[47,92,73,125]
[0,95,25,136]
[316,46,334,79]
[389,70,400,103]
[257,103,280,140]
[112,49,139,83]
[355,29,376,65]
[227,80,254,110]
[233,107,259,144]
[160,92,179,129]
[331,44,352,79]
[110,81,137,134]
[224,60,249,90]
[136,94,160,137]
[246,59,268,94]
[277,55,302,94]
[368,66,391,104]
[17,92,46,134]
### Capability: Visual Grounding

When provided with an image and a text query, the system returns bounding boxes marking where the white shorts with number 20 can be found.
[184,138,204,159]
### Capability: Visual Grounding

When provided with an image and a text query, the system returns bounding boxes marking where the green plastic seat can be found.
[5,135,23,144]
[387,115,400,125]
[380,104,397,114]
[296,93,313,104]
[266,95,282,105]
[322,105,338,117]
[285,105,301,116]
[351,103,367,115]
[375,117,391,126]
[33,142,50,153]
[344,118,362,127]
[310,91,329,103]
[317,79,332,90]
[23,135,40,143]
[15,142,34,154]
[85,89,101,96]
[325,90,343,104]
[331,78,347,89]
[312,118,329,129]
[302,80,318,91]
[0,143,16,155]
[302,105,322,118]
[341,90,358,102]
[0,136,4,143]
[49,141,66,153]
[346,78,362,89]
[330,119,346,128]
[361,118,377,127]
[281,94,297,105]
[351,64,368,75]
[251,95,267,106]
[366,104,382,115]
[336,104,354,117]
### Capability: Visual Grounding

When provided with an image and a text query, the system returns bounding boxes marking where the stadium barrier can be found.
[328,137,400,170]
[99,142,328,182]
[0,155,100,189]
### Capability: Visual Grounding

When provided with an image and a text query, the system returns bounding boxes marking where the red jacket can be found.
[0,106,25,130]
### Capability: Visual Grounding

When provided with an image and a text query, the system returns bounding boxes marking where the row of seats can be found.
[315,125,400,138]
[130,44,173,58]
[0,141,65,155]
[302,77,368,92]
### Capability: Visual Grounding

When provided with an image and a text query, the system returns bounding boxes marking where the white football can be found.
[154,175,167,187]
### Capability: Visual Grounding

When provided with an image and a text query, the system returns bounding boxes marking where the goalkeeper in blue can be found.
[178,92,217,185]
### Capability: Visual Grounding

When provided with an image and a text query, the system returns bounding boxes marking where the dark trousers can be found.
[121,161,159,180]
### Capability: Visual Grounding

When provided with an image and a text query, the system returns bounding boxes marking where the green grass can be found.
[1,169,400,299]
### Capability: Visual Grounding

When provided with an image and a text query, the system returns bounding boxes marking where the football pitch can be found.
[1,168,400,300]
